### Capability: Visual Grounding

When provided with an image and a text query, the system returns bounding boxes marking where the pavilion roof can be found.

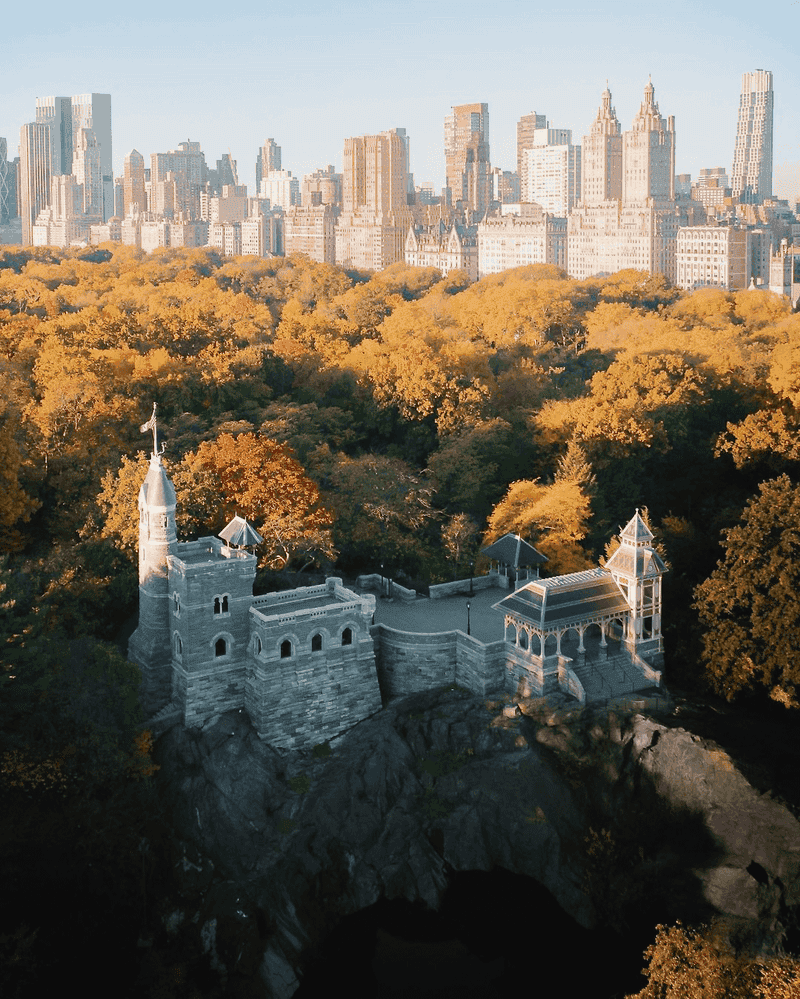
[219,515,263,548]
[493,567,629,632]
[481,533,547,568]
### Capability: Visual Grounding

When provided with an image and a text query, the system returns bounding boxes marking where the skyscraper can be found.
[255,139,281,192]
[731,69,773,204]
[123,149,147,216]
[72,128,104,219]
[520,125,581,215]
[151,141,206,218]
[336,129,412,269]
[580,86,622,206]
[35,96,73,174]
[517,111,547,180]
[622,79,675,203]
[70,94,113,219]
[444,103,491,213]
[0,138,9,224]
[19,121,52,245]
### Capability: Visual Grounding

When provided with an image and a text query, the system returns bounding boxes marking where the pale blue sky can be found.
[3,0,799,199]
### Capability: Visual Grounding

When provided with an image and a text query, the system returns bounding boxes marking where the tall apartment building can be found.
[491,168,520,205]
[517,112,547,181]
[285,204,337,263]
[255,139,281,192]
[444,103,491,214]
[123,150,147,216]
[19,121,52,245]
[0,138,9,224]
[151,141,206,219]
[70,94,113,220]
[34,96,73,174]
[568,81,678,282]
[622,80,675,203]
[731,70,773,204]
[336,129,412,270]
[581,86,622,205]
[259,169,300,210]
[72,127,104,220]
[520,126,581,215]
[301,165,342,208]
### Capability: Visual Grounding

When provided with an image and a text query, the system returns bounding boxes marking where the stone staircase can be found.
[564,642,659,702]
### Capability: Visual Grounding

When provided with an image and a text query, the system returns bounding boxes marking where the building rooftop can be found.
[493,567,629,631]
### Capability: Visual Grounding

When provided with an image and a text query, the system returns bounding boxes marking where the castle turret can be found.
[128,447,178,714]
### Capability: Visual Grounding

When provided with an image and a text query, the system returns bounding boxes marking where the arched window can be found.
[213,594,230,615]
[311,633,323,652]
[222,595,229,613]
[254,636,262,654]
[519,630,529,651]
[174,634,182,656]
[341,627,353,646]
[280,639,292,659]
[215,637,227,657]
[214,597,221,614]
[173,593,181,616]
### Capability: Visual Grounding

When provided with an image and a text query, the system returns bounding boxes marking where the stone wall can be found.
[371,624,507,700]
[428,573,508,600]
[246,632,381,750]
[355,574,417,602]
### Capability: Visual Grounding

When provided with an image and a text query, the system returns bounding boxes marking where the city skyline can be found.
[3,1,798,201]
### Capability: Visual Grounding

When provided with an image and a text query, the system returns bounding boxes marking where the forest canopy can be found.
[0,244,799,707]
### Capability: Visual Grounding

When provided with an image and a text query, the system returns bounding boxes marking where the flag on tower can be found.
[140,403,157,434]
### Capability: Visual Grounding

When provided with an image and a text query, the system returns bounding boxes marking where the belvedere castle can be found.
[129,438,666,749]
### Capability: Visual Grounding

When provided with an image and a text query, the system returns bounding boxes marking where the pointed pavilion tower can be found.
[128,413,178,714]
[604,511,667,663]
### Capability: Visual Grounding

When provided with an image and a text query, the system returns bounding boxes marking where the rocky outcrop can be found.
[153,688,800,997]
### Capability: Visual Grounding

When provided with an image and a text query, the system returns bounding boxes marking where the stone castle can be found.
[128,445,666,750]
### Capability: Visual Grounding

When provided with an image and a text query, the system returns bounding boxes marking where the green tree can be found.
[694,475,800,708]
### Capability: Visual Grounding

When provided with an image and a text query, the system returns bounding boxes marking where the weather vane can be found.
[139,403,162,455]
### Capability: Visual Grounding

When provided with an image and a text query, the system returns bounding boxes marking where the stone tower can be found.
[622,80,675,204]
[604,511,667,663]
[581,85,622,205]
[128,449,178,714]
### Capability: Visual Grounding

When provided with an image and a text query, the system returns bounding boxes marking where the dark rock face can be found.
[154,688,800,997]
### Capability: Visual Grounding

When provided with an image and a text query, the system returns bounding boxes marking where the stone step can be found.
[569,650,652,701]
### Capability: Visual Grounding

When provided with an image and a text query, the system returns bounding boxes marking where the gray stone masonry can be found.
[169,537,257,728]
[245,579,381,749]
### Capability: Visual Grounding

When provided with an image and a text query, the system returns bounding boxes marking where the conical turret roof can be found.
[139,453,176,510]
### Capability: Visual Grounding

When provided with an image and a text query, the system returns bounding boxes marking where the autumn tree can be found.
[323,452,436,575]
[485,463,594,576]
[628,921,800,999]
[96,435,336,571]
[441,513,480,578]
[694,475,800,708]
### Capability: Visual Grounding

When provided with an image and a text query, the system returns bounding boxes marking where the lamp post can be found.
[380,563,384,598]
[466,600,471,637]
[469,561,474,596]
